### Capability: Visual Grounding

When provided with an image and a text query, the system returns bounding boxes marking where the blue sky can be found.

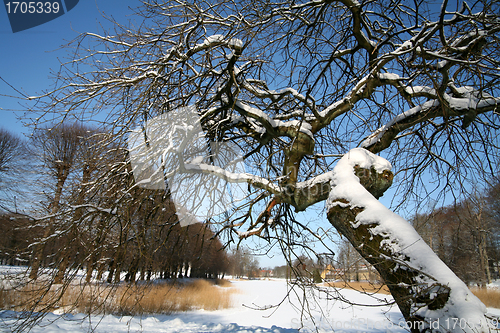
[0,0,139,136]
[0,1,296,268]
[0,1,462,268]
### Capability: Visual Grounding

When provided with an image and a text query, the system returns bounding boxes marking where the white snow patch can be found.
[378,72,401,81]
[405,85,436,96]
[205,34,225,45]
[229,38,243,49]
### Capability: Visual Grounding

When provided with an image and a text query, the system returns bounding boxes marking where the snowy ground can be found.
[1,276,499,333]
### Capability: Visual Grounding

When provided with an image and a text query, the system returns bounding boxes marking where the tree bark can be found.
[326,149,489,333]
[478,230,492,287]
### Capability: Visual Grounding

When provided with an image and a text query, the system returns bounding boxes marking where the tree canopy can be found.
[25,0,500,331]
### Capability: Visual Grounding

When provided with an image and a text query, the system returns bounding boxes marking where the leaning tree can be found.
[28,0,500,331]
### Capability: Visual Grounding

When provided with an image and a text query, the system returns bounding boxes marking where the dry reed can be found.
[325,281,390,294]
[0,279,235,315]
[471,288,500,309]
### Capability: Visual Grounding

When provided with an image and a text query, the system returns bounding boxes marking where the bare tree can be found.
[485,179,500,280]
[457,194,493,287]
[53,128,119,284]
[412,204,487,286]
[26,0,500,331]
[0,213,34,266]
[337,238,362,282]
[28,124,101,280]
[227,247,259,278]
[413,186,500,288]
[0,128,27,211]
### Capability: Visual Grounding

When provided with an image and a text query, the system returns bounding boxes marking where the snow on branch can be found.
[361,85,500,151]
[233,101,314,140]
[182,162,282,196]
[360,100,440,149]
[186,34,244,58]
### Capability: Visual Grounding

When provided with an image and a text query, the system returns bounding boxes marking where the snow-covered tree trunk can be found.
[327,148,490,332]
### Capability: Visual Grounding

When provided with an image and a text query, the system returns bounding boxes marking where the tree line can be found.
[0,124,242,283]
[411,182,500,287]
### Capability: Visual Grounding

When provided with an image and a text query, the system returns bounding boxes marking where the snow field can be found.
[2,273,500,332]
[1,278,409,333]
